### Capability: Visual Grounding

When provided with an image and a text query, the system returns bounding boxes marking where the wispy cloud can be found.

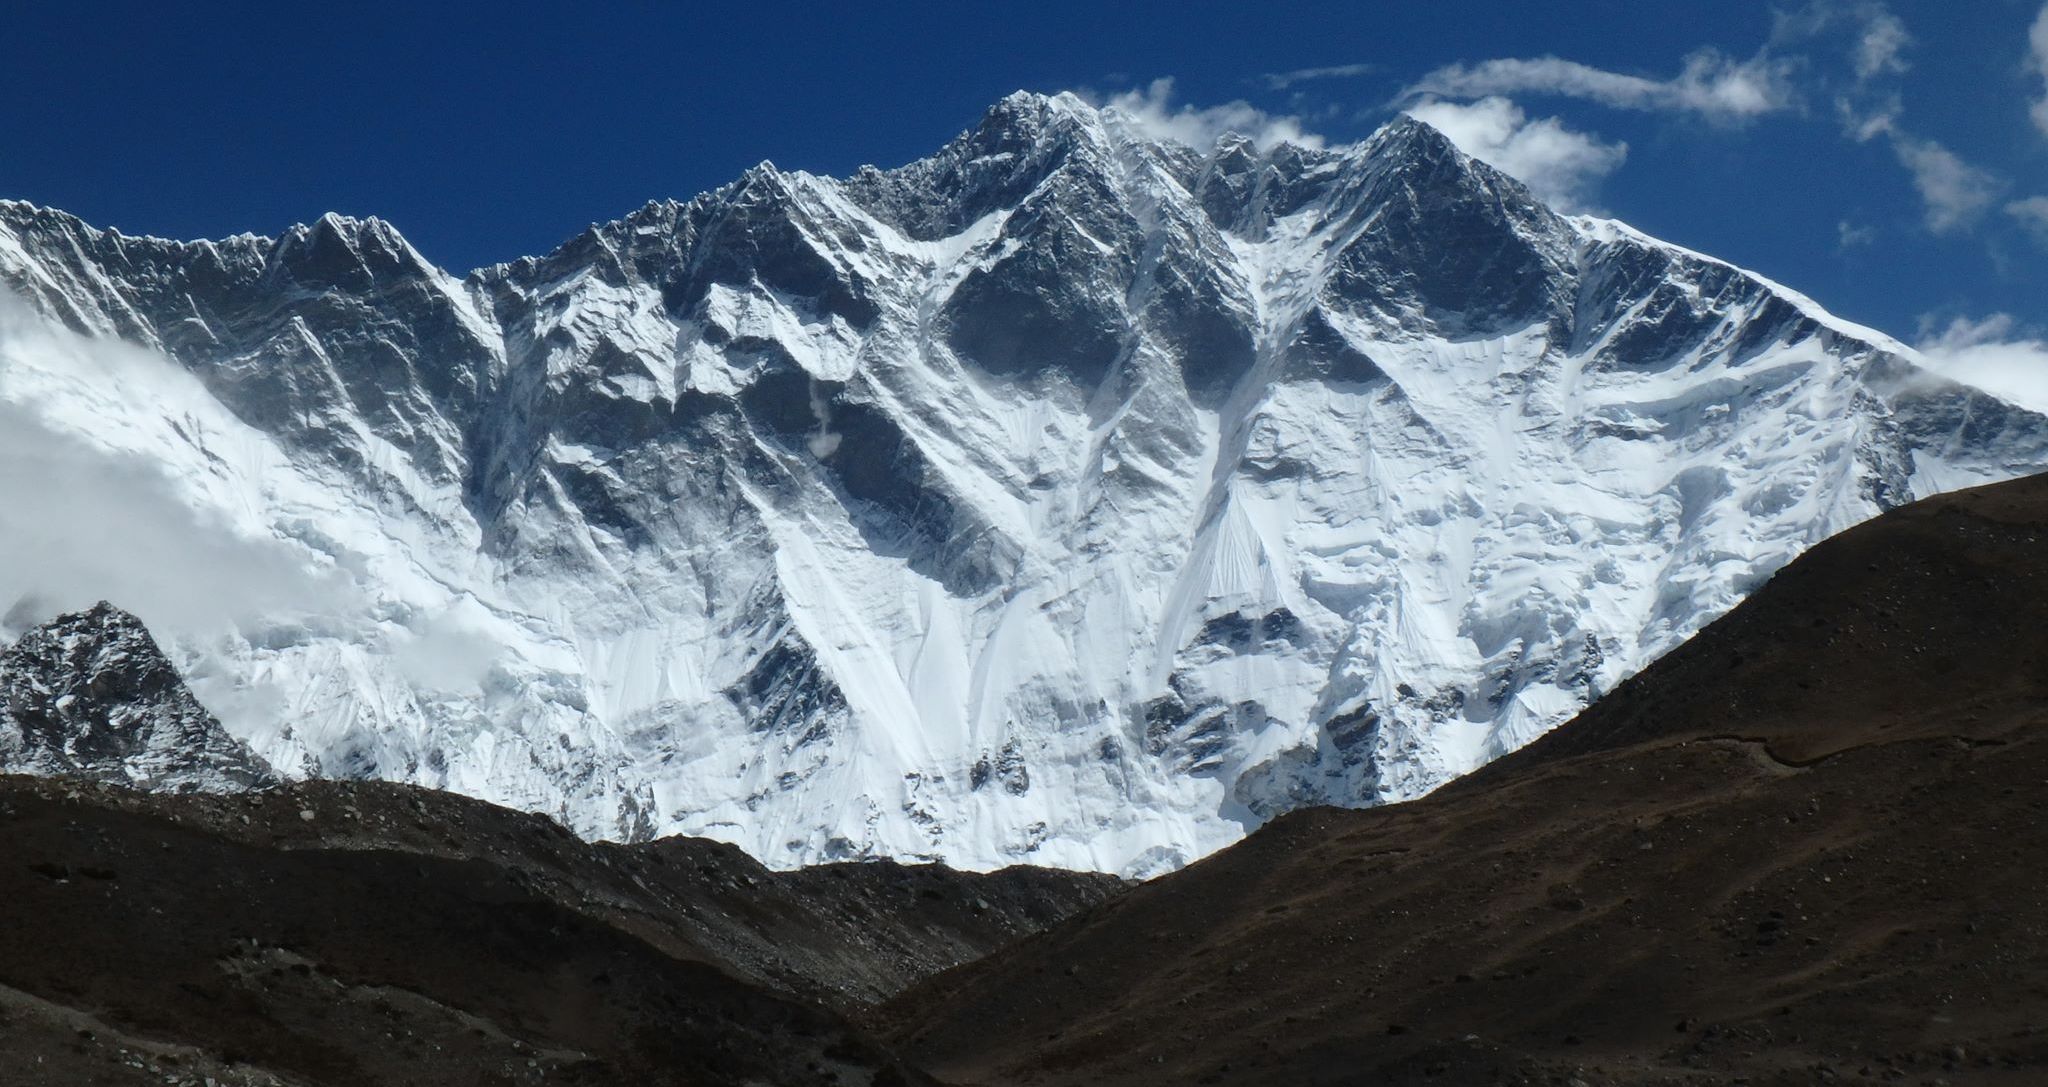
[1772,0,1911,82]
[2029,3,2048,138]
[1914,312,2048,416]
[1889,135,2005,234]
[1783,4,2032,242]
[1097,78,1325,151]
[1399,3,2038,247]
[1260,63,1375,91]
[1772,1,1914,140]
[2009,195,2048,243]
[1837,220,1878,249]
[1403,97,1627,212]
[1853,9,1911,79]
[1403,50,1799,124]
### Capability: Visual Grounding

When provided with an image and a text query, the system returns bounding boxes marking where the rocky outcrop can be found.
[0,602,277,791]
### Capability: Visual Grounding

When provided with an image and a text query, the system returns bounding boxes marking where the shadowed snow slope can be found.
[1,92,2044,874]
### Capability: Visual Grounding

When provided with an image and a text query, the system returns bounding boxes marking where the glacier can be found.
[1,91,2044,875]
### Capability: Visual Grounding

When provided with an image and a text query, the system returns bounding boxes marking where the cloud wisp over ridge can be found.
[1385,29,1815,218]
[1402,97,1626,212]
[1390,3,2048,252]
[1914,312,2048,417]
[1403,51,1800,124]
[1096,78,1326,151]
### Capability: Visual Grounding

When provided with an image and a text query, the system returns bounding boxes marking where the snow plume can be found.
[1403,97,1627,212]
[1098,78,1326,151]
[1889,135,2004,234]
[2030,3,2048,139]
[806,377,842,459]
[0,295,351,640]
[1404,50,1799,124]
[1914,313,2048,416]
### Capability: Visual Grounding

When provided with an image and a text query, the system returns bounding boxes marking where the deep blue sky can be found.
[3,0,2043,344]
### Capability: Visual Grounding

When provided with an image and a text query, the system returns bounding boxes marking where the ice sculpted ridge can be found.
[1,95,2045,874]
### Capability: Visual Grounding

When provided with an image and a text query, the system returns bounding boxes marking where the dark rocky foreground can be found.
[882,472,2048,1086]
[0,774,1121,1086]
[7,472,2048,1086]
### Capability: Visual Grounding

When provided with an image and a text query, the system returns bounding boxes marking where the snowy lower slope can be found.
[2,93,2044,875]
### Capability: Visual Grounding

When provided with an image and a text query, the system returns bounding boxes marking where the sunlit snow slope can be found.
[3,93,2044,875]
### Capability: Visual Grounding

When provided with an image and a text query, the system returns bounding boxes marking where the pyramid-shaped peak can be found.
[0,603,279,793]
[1368,113,1467,162]
[968,90,1107,147]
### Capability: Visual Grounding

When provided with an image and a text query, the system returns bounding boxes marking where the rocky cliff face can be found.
[0,603,277,791]
[1,91,2042,873]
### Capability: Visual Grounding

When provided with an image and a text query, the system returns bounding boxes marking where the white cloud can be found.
[1837,220,1878,249]
[1097,78,1325,152]
[395,602,506,694]
[0,295,353,642]
[1852,8,1912,80]
[1836,92,1901,142]
[1404,50,1799,123]
[1889,135,2004,234]
[2029,3,2048,138]
[1403,97,1628,211]
[2009,195,2048,242]
[1261,63,1374,91]
[1914,313,2048,416]
[1774,1,1912,81]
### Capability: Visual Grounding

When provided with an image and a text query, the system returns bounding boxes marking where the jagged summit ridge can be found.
[0,603,278,791]
[1,93,2044,874]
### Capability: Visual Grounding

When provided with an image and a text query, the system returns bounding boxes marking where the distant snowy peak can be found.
[0,93,2044,875]
[0,603,278,792]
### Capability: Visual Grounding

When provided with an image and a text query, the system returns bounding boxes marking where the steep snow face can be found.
[0,603,278,791]
[2,93,2044,874]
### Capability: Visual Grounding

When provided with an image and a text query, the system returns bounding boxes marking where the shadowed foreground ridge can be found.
[0,773,1120,1086]
[882,472,2048,1086]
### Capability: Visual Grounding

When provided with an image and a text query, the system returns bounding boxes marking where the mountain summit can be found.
[1,93,2042,873]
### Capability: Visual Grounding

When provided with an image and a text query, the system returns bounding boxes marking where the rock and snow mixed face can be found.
[0,92,2042,874]
[0,603,278,792]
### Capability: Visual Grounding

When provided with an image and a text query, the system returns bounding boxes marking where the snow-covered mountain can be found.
[0,602,278,791]
[1,91,2042,874]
